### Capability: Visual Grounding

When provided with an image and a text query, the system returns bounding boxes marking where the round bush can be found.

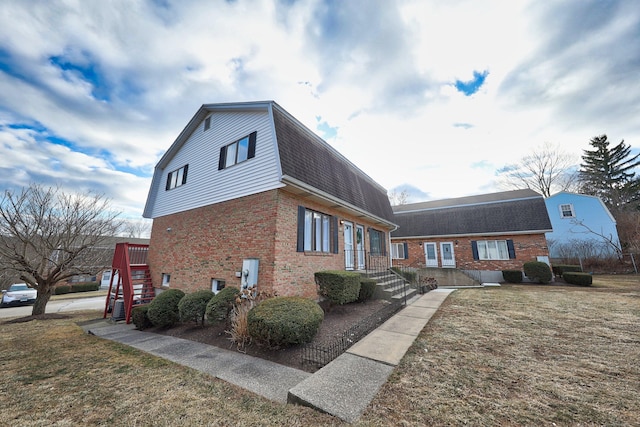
[206,287,241,325]
[502,270,523,283]
[247,297,324,348]
[357,278,377,302]
[131,305,153,330]
[147,288,185,328]
[179,290,215,325]
[523,261,553,284]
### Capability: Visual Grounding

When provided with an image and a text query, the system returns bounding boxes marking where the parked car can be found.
[1,283,37,307]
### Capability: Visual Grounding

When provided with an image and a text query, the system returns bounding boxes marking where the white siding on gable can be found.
[146,110,283,218]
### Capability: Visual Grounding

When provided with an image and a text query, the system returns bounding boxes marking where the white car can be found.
[1,283,37,307]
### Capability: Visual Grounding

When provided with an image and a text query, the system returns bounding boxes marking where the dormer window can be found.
[559,203,575,218]
[218,132,257,170]
[166,164,188,190]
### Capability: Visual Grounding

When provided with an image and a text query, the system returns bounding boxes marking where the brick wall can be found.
[148,188,392,299]
[392,234,550,271]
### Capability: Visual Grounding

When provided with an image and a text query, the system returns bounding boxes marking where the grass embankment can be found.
[1,275,638,425]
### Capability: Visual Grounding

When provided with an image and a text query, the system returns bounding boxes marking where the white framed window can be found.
[165,165,188,190]
[304,209,331,252]
[475,240,510,260]
[391,243,407,259]
[211,279,225,294]
[161,273,171,287]
[204,116,211,131]
[559,203,575,218]
[218,132,257,170]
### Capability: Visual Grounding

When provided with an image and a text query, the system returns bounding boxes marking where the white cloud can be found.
[0,0,638,217]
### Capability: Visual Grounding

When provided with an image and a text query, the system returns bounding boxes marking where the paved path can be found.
[84,289,456,423]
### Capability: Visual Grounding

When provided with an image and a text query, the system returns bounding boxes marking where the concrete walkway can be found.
[83,288,455,423]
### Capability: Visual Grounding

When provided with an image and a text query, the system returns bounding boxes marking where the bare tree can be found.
[388,189,410,206]
[0,184,122,315]
[497,142,580,198]
[121,219,152,238]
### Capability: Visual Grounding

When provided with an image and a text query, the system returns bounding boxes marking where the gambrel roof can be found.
[391,189,553,238]
[143,101,395,227]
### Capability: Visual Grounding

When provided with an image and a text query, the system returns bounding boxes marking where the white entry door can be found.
[440,242,456,267]
[343,221,355,270]
[424,242,438,267]
[356,225,365,270]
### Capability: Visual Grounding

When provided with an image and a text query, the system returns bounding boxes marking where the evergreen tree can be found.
[579,135,640,212]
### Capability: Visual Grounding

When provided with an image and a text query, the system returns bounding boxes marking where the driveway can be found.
[0,295,106,319]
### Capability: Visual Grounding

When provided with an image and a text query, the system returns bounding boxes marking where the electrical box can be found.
[241,258,259,290]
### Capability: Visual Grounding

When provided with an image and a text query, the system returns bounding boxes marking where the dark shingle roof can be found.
[272,103,395,224]
[391,189,552,238]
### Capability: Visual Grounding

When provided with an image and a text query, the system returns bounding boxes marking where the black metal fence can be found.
[301,300,403,370]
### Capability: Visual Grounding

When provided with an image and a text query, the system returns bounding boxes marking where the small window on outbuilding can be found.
[559,204,575,218]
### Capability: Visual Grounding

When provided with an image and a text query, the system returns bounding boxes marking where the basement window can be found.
[211,279,225,294]
[162,273,171,287]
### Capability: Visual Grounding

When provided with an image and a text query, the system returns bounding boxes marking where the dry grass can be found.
[0,311,341,426]
[360,275,640,426]
[1,275,638,426]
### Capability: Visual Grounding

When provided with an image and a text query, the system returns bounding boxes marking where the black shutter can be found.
[218,146,227,170]
[296,206,306,252]
[403,242,409,259]
[165,172,172,190]
[471,241,479,260]
[507,239,516,259]
[181,164,188,185]
[331,217,339,254]
[248,131,257,159]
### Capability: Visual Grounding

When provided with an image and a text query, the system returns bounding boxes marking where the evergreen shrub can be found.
[314,270,361,305]
[523,261,553,284]
[70,282,100,292]
[54,285,71,295]
[563,272,593,286]
[206,287,241,325]
[179,289,215,325]
[357,278,377,302]
[552,264,583,277]
[247,296,324,348]
[502,270,523,283]
[131,305,153,330]
[147,288,185,328]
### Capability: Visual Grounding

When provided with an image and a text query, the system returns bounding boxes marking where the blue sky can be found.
[1,0,639,221]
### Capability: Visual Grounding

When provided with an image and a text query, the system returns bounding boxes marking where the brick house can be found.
[142,101,396,298]
[390,189,553,282]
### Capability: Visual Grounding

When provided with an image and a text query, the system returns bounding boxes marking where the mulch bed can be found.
[147,298,393,372]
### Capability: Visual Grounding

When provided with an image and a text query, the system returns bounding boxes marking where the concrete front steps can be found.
[362,270,418,303]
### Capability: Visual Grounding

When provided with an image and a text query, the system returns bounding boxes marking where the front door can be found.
[356,224,365,270]
[343,221,355,270]
[440,242,456,267]
[424,242,438,267]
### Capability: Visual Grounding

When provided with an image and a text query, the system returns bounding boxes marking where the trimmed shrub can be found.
[54,285,71,295]
[147,288,185,328]
[502,270,523,283]
[357,278,377,302]
[247,297,324,348]
[131,305,153,330]
[523,261,553,284]
[314,270,361,305]
[70,282,100,292]
[552,264,583,277]
[563,272,593,286]
[206,287,241,325]
[179,290,215,325]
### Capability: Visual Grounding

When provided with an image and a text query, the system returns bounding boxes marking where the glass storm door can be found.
[343,221,355,270]
[424,242,438,267]
[356,225,365,270]
[440,242,456,267]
